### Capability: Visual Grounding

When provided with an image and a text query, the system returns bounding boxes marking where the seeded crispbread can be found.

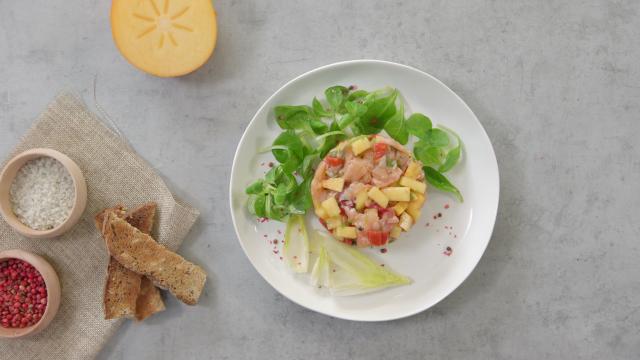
[95,205,141,319]
[94,205,127,233]
[103,212,206,305]
[102,257,141,319]
[125,203,166,321]
[135,278,165,320]
[96,204,167,320]
[125,203,156,235]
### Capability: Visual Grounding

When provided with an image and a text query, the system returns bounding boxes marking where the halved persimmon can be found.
[111,0,218,77]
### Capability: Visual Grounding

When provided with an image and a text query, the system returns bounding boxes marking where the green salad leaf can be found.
[274,105,315,130]
[344,100,367,117]
[424,166,464,202]
[347,89,369,101]
[414,144,444,166]
[421,128,449,147]
[325,86,349,111]
[384,101,409,145]
[312,97,331,117]
[438,126,463,173]
[405,113,432,138]
[318,120,346,158]
[353,89,398,135]
[245,85,466,222]
[289,177,313,214]
[272,131,306,173]
[245,179,264,195]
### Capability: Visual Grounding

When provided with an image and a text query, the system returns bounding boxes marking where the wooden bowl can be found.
[0,148,87,239]
[0,249,61,338]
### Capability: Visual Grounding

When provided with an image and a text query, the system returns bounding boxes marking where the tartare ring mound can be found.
[311,135,427,247]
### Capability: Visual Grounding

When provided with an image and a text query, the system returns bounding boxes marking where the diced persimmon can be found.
[325,217,343,230]
[367,187,389,208]
[321,197,341,218]
[393,202,409,216]
[351,137,372,156]
[399,212,413,231]
[404,161,422,179]
[355,191,368,211]
[322,178,345,192]
[381,187,411,202]
[336,226,358,239]
[399,176,427,194]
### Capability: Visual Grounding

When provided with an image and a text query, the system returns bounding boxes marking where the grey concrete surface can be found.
[1,0,639,359]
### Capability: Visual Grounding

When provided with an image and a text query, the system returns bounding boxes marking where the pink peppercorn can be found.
[0,259,47,328]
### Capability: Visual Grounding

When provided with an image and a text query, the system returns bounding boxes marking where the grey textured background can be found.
[1,0,639,359]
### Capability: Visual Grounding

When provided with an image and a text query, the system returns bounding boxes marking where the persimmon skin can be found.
[111,0,217,78]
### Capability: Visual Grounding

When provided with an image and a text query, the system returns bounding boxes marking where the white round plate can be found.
[230,60,499,321]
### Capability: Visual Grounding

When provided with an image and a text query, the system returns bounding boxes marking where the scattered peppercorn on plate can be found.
[230,60,499,321]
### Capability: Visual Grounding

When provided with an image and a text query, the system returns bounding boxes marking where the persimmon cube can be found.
[336,226,358,239]
[355,191,368,211]
[381,187,411,202]
[406,192,425,220]
[321,197,341,218]
[404,161,422,179]
[351,137,372,156]
[393,202,409,216]
[406,207,421,221]
[399,176,426,194]
[325,217,343,230]
[399,212,413,231]
[367,187,389,208]
[322,177,345,192]
[410,191,425,204]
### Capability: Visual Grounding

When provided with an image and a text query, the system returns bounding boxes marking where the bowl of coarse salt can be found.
[0,148,87,239]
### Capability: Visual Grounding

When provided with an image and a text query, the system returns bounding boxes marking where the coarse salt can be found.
[9,157,75,230]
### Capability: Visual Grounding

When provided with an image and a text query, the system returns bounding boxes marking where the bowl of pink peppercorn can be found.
[0,249,61,338]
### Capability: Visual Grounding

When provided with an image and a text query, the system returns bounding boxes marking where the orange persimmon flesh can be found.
[111,0,217,77]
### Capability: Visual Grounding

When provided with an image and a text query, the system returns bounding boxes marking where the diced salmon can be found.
[371,159,403,187]
[341,182,367,201]
[356,231,371,247]
[342,157,373,183]
[380,211,400,233]
[312,136,426,247]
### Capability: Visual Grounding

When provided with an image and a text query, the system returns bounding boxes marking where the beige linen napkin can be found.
[0,93,200,359]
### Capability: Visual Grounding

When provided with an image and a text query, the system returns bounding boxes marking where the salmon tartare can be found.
[311,135,427,247]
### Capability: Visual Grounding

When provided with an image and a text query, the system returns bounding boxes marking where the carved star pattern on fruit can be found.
[133,0,193,48]
[111,0,217,77]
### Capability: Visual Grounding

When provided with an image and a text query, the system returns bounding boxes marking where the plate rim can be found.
[229,59,500,321]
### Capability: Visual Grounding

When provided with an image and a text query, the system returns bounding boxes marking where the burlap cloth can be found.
[0,93,200,359]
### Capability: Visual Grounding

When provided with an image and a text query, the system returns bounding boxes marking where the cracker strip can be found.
[96,203,165,320]
[126,203,166,321]
[95,205,140,319]
[103,212,206,305]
